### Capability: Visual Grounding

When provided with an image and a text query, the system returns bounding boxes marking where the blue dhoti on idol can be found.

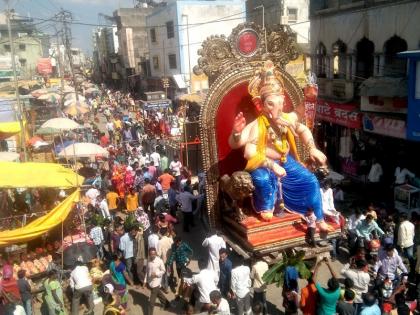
[250,155,323,220]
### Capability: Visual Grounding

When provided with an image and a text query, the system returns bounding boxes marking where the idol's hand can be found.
[273,163,287,178]
[232,112,246,134]
[309,148,327,166]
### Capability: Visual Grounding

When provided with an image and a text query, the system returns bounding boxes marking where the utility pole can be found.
[5,0,27,161]
[182,14,192,94]
[62,10,79,102]
[54,27,65,107]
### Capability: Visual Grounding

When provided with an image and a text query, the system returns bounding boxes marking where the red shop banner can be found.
[316,100,362,129]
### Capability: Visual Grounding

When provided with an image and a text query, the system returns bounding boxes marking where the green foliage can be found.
[262,250,311,287]
[123,213,139,231]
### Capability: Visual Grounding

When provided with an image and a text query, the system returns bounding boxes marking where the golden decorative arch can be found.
[200,62,304,227]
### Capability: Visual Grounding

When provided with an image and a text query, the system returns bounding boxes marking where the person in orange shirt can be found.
[158,169,175,192]
[106,189,120,217]
[125,187,139,212]
[300,273,318,315]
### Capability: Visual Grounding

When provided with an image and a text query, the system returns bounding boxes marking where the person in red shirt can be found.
[158,169,175,192]
[100,132,110,147]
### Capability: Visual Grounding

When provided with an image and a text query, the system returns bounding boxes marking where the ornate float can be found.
[195,23,341,259]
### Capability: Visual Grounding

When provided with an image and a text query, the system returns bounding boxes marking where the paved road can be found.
[89,110,347,315]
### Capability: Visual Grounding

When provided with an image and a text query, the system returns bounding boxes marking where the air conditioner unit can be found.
[281,16,288,25]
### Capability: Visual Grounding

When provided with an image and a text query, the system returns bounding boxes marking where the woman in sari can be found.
[109,254,133,310]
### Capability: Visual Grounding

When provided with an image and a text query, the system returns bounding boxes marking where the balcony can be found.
[317,78,355,102]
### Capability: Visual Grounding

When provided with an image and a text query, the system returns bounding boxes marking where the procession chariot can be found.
[195,22,341,261]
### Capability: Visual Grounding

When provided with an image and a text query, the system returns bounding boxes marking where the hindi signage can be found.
[316,100,362,129]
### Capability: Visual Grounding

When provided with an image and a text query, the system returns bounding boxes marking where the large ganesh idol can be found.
[229,60,327,228]
[197,23,339,252]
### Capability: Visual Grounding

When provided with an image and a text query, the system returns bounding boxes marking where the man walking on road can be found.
[144,247,170,315]
[202,230,226,277]
[70,261,94,315]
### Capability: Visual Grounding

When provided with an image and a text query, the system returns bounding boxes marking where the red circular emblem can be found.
[237,30,258,56]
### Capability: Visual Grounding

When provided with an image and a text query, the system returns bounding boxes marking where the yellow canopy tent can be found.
[0,162,84,188]
[0,190,80,245]
[0,162,84,246]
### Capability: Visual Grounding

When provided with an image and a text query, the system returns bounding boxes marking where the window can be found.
[152,56,159,70]
[332,39,347,79]
[384,35,408,77]
[356,37,374,79]
[4,44,10,52]
[168,54,177,69]
[315,42,327,78]
[19,58,26,67]
[19,44,26,51]
[150,28,156,43]
[166,21,174,39]
[287,8,298,23]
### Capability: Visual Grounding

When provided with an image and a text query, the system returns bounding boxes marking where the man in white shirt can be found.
[230,258,251,315]
[250,255,268,315]
[341,259,370,312]
[187,260,219,312]
[398,213,415,269]
[85,187,100,207]
[119,226,138,280]
[169,156,182,188]
[347,208,366,250]
[368,158,383,183]
[105,121,114,142]
[70,261,93,315]
[150,150,161,169]
[320,181,339,223]
[144,247,169,315]
[202,230,226,277]
[98,195,111,219]
[148,227,160,253]
[210,290,230,315]
[395,165,415,185]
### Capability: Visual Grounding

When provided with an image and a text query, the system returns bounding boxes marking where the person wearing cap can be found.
[341,259,370,313]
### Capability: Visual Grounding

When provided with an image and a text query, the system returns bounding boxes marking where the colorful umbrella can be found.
[41,118,81,131]
[64,104,90,116]
[58,142,109,158]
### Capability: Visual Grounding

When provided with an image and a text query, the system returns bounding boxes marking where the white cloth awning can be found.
[173,74,188,89]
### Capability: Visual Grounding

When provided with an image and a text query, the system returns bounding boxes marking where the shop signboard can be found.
[316,100,362,129]
[362,114,406,139]
[140,99,172,110]
[360,96,407,114]
[36,58,52,76]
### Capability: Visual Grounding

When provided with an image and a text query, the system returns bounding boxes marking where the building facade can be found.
[309,0,420,183]
[246,0,310,44]
[0,13,49,80]
[114,7,153,90]
[146,0,245,96]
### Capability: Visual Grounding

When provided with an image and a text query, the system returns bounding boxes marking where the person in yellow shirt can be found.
[113,117,122,130]
[125,187,139,212]
[106,189,120,216]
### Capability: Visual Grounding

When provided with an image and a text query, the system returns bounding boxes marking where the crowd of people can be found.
[1,85,420,315]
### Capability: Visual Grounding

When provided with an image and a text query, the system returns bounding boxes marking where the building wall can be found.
[246,0,309,44]
[0,36,43,79]
[114,7,152,76]
[147,0,245,89]
[310,0,420,55]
